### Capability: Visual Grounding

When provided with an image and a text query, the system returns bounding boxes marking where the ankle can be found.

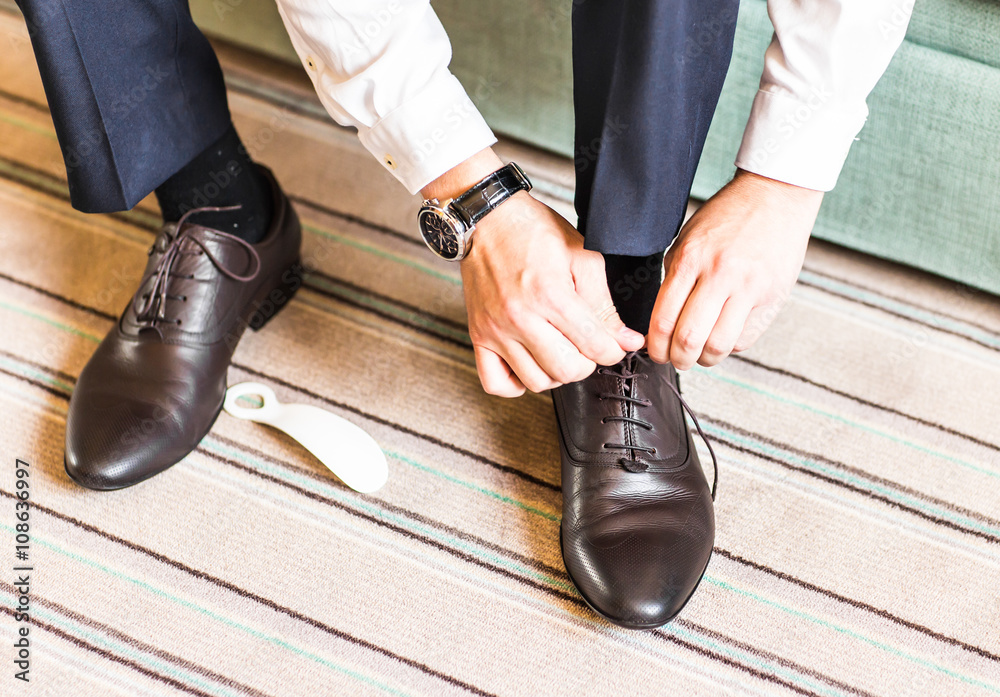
[605,252,664,335]
[155,124,273,243]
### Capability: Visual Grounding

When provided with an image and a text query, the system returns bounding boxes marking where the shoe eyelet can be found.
[649,448,656,455]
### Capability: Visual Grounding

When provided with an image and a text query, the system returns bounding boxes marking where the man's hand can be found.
[423,149,644,397]
[647,169,824,370]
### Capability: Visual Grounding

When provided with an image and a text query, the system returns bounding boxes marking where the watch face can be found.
[419,208,463,261]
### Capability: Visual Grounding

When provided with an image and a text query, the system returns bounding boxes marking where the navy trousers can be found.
[574,0,739,254]
[17,0,739,254]
[15,0,231,213]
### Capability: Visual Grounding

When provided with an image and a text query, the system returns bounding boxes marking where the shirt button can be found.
[383,154,397,170]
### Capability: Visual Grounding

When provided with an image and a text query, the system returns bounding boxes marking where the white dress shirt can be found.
[275,0,913,195]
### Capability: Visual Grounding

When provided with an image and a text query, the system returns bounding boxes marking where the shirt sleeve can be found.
[274,0,497,194]
[735,0,914,191]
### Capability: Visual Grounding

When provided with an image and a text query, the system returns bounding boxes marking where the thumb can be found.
[578,277,645,352]
[599,302,646,352]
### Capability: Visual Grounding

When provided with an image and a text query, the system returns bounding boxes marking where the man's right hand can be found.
[459,191,644,397]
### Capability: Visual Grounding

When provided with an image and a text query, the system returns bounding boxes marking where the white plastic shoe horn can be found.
[223,382,388,493]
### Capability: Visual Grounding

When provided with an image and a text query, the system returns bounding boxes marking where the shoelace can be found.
[599,351,719,500]
[132,205,261,333]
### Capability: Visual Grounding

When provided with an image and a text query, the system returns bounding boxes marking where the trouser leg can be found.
[572,0,740,255]
[15,0,231,213]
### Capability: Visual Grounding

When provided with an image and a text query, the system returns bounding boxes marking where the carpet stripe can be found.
[0,526,422,697]
[668,621,879,697]
[703,576,1000,693]
[694,368,997,479]
[734,356,1000,453]
[206,433,567,580]
[705,420,1000,544]
[711,549,1000,664]
[797,273,1000,351]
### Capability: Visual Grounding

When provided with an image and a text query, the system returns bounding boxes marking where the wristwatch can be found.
[417,162,532,261]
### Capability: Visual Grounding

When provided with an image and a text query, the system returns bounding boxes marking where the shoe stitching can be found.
[598,352,720,499]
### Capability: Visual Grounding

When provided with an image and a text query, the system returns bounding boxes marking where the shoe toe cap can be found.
[65,394,191,490]
[563,511,714,629]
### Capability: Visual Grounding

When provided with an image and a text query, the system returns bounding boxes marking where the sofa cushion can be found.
[906,0,1000,70]
[692,0,1000,294]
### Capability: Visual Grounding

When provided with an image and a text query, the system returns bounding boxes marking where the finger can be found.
[698,297,753,367]
[647,263,697,363]
[521,319,597,384]
[668,278,729,371]
[503,341,563,393]
[474,345,526,398]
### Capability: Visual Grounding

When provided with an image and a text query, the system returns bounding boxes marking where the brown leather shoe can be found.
[64,167,302,490]
[552,351,718,628]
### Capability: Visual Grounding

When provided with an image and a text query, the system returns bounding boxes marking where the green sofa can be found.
[194,0,1000,294]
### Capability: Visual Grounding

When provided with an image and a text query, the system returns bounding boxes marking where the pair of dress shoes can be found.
[65,170,715,628]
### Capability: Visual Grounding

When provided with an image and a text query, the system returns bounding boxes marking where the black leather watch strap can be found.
[450,163,532,227]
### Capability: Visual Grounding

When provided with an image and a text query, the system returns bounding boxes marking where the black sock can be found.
[604,252,664,335]
[154,125,273,244]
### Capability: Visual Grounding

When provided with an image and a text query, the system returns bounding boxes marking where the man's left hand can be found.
[647,169,824,370]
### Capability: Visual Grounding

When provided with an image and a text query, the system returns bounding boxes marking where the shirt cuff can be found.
[356,72,497,195]
[735,88,869,192]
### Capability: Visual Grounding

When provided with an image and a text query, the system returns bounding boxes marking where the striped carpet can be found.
[1,11,999,697]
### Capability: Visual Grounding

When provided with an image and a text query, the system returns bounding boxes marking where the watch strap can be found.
[450,163,531,227]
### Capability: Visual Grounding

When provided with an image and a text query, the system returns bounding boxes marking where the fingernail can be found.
[618,327,644,345]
